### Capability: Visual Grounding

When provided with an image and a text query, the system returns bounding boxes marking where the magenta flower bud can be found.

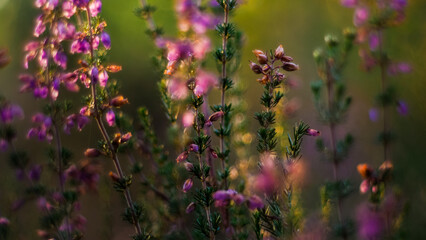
[184,161,194,172]
[186,202,196,213]
[396,100,408,116]
[101,32,111,50]
[208,111,224,122]
[188,144,199,153]
[213,190,231,201]
[25,41,40,52]
[176,151,189,163]
[209,148,218,159]
[99,70,109,87]
[360,180,369,194]
[282,62,299,72]
[89,0,102,17]
[204,120,212,128]
[306,128,320,137]
[62,1,76,18]
[34,15,46,37]
[369,108,379,122]
[247,195,264,210]
[105,109,115,127]
[182,178,193,193]
[354,7,369,26]
[249,61,263,74]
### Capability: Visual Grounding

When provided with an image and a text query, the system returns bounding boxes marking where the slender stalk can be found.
[85,8,142,236]
[325,62,346,239]
[220,0,230,190]
[139,0,158,37]
[194,106,215,240]
[377,29,389,163]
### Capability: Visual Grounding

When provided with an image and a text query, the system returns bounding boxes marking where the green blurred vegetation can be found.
[0,0,425,238]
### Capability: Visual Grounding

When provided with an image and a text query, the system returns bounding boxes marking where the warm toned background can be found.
[0,0,425,239]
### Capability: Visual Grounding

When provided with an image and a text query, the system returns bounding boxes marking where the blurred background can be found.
[0,0,425,239]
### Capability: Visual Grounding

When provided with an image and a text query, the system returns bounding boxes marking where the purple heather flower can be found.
[233,194,245,205]
[184,161,194,172]
[176,151,189,163]
[28,113,53,141]
[306,128,320,137]
[391,0,407,11]
[34,86,48,99]
[369,108,379,122]
[182,178,193,193]
[105,109,115,127]
[45,0,59,11]
[101,32,111,50]
[38,48,48,69]
[193,70,217,97]
[98,70,109,87]
[53,50,67,69]
[168,78,188,100]
[29,165,43,182]
[70,39,90,54]
[0,104,24,123]
[357,204,384,239]
[62,1,76,18]
[92,36,100,50]
[90,66,99,84]
[388,62,412,75]
[25,41,40,52]
[54,21,75,42]
[0,139,8,152]
[35,0,47,8]
[396,100,408,116]
[188,144,199,153]
[64,114,89,134]
[209,0,220,7]
[368,32,379,51]
[182,110,194,128]
[89,0,102,17]
[353,7,369,26]
[191,13,215,34]
[34,15,46,37]
[247,195,264,210]
[213,190,232,201]
[340,0,357,7]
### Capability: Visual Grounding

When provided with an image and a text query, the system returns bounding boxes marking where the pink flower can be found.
[186,202,196,213]
[105,109,115,127]
[357,204,384,239]
[359,179,369,194]
[62,1,76,18]
[98,70,109,87]
[182,110,195,128]
[353,7,369,26]
[89,0,102,17]
[193,70,218,97]
[368,32,379,51]
[193,36,211,60]
[306,128,320,136]
[247,195,264,210]
[168,78,188,100]
[369,108,379,122]
[34,15,46,37]
[101,32,111,49]
[340,0,357,8]
[176,151,189,163]
[396,100,408,116]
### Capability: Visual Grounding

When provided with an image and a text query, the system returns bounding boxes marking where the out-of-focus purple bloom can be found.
[182,178,193,193]
[70,39,90,54]
[54,21,75,42]
[192,13,216,34]
[0,217,9,225]
[53,50,67,69]
[0,104,24,123]
[354,7,369,26]
[391,0,407,11]
[92,36,99,50]
[105,109,115,127]
[168,78,188,100]
[64,114,89,134]
[306,128,320,137]
[368,32,379,51]
[35,0,47,8]
[340,0,357,7]
[0,139,8,152]
[369,108,379,122]
[209,0,220,7]
[193,70,218,97]
[62,1,76,18]
[193,36,211,60]
[101,32,111,50]
[34,15,46,37]
[396,100,408,116]
[90,66,99,84]
[34,86,48,99]
[247,195,264,210]
[359,179,370,194]
[188,144,199,153]
[357,204,383,239]
[98,70,109,87]
[89,0,102,17]
[176,151,189,163]
[28,113,53,141]
[387,62,412,75]
[29,165,43,182]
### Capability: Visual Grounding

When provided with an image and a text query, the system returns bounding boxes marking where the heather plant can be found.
[311,29,357,239]
[0,0,421,239]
